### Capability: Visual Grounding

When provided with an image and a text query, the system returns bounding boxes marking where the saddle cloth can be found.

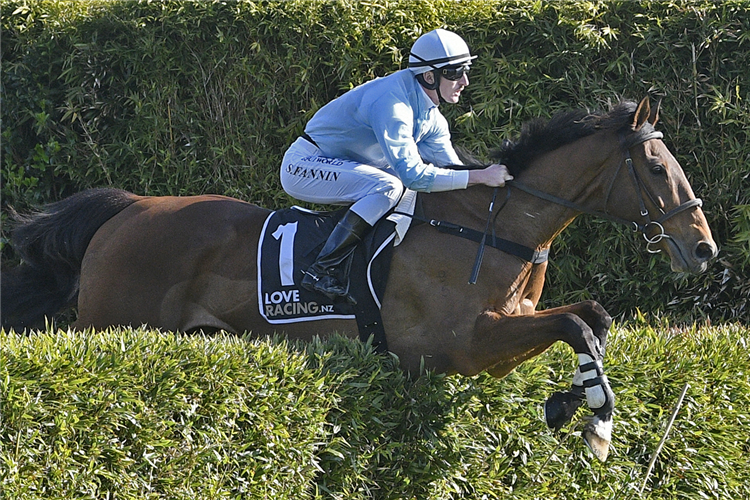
[257,190,416,348]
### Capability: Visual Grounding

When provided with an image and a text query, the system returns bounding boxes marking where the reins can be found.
[398,123,703,283]
[468,187,498,284]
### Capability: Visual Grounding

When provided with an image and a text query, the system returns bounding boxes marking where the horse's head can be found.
[606,97,717,273]
[490,96,716,274]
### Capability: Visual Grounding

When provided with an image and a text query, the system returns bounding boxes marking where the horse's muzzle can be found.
[665,237,718,273]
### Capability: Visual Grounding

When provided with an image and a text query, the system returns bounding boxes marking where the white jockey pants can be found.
[280,137,405,226]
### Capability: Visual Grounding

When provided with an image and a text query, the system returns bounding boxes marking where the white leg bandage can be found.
[573,353,613,412]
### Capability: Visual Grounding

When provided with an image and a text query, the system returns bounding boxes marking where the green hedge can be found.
[2,0,749,322]
[2,325,749,499]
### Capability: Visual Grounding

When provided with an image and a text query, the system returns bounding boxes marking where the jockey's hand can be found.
[468,163,514,187]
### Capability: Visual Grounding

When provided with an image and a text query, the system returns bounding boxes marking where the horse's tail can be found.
[1,188,139,331]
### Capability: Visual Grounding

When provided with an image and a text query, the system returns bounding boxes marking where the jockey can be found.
[280,28,513,304]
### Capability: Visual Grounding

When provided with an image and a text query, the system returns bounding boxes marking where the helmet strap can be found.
[416,71,439,90]
[411,52,444,99]
[415,70,447,104]
[436,78,447,104]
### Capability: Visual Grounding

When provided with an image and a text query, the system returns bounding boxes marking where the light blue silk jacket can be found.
[304,69,466,192]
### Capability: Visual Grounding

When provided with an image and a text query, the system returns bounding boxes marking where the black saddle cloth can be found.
[258,206,396,351]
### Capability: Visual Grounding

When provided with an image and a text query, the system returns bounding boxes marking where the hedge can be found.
[2,325,749,499]
[1,0,749,322]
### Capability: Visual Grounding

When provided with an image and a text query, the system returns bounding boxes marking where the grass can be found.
[1,323,748,499]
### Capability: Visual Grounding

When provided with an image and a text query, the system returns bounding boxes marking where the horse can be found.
[1,97,717,461]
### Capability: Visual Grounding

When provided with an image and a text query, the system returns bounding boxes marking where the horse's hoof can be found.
[544,391,583,431]
[582,414,612,462]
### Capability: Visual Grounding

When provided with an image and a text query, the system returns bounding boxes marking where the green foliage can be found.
[1,325,749,499]
[2,0,748,321]
[731,204,750,268]
[0,328,333,498]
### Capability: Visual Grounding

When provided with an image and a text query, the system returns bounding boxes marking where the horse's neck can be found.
[495,189,577,250]
[421,186,495,228]
[426,133,618,251]
[501,132,619,249]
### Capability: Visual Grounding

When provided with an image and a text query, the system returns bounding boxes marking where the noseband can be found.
[507,124,703,254]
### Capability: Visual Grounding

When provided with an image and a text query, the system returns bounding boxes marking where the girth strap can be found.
[428,220,550,264]
[395,212,549,264]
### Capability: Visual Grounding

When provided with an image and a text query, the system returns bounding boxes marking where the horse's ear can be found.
[633,96,651,130]
[648,98,661,126]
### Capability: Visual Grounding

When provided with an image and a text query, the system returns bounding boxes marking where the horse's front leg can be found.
[534,302,614,461]
[473,307,615,461]
[535,300,612,356]
[486,300,611,377]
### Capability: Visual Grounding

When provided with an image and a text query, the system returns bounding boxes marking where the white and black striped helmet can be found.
[408,29,477,75]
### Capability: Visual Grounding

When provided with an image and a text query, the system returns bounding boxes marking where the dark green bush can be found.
[2,325,749,498]
[0,329,335,498]
[2,0,748,321]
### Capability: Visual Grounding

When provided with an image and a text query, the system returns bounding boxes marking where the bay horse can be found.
[1,97,717,461]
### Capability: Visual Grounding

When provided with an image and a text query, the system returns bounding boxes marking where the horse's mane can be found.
[486,100,639,175]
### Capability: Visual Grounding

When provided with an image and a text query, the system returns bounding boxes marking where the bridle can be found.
[412,123,704,284]
[506,124,703,254]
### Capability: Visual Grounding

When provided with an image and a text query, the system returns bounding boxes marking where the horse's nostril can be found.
[695,241,717,261]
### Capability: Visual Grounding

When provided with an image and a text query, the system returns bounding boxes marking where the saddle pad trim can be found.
[367,232,397,309]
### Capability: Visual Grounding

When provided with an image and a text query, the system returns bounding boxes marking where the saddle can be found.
[257,191,417,352]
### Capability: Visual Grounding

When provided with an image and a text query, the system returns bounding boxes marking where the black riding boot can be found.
[301,210,372,304]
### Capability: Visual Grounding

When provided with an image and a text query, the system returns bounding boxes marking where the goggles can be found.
[440,64,471,81]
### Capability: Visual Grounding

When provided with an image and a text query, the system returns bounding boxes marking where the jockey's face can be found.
[438,70,469,104]
[421,69,469,105]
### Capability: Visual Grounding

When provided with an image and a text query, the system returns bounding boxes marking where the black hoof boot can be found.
[544,391,584,431]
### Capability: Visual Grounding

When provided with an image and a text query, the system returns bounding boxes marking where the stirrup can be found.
[301,269,357,305]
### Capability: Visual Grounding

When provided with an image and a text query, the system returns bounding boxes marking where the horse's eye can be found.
[651,164,666,175]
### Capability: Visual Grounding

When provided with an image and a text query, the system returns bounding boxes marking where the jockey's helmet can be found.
[408,29,476,74]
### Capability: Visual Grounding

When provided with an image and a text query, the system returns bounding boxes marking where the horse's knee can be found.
[577,300,612,329]
[556,312,598,353]
[579,300,612,354]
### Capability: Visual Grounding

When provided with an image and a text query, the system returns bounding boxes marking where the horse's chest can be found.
[499,264,542,315]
